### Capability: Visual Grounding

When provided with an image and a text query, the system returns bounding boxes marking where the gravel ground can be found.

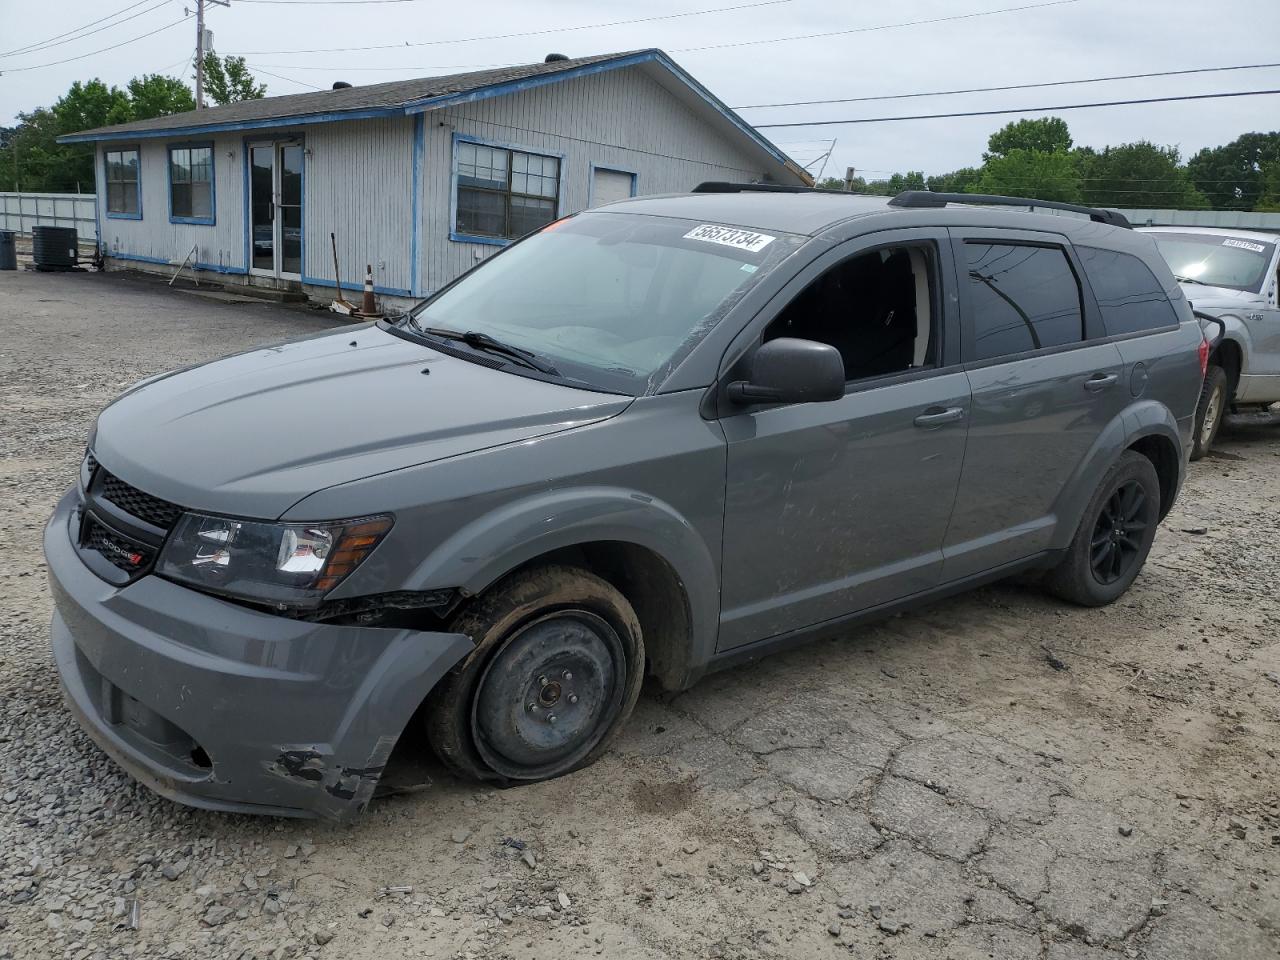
[1,268,1279,960]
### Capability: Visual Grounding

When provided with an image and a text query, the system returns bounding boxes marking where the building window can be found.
[104,148,141,218]
[168,144,214,223]
[455,140,559,241]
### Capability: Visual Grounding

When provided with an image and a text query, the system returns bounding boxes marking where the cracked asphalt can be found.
[1,269,1278,960]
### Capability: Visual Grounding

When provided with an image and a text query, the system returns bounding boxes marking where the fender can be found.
[1049,400,1184,550]
[404,485,721,680]
[1203,312,1253,374]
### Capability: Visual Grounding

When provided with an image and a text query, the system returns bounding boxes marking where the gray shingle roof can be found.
[62,50,648,141]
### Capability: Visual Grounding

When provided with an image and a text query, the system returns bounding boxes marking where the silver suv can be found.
[1141,226,1280,458]
[46,188,1207,821]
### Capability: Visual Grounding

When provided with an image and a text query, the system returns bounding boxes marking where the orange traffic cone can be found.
[361,264,376,315]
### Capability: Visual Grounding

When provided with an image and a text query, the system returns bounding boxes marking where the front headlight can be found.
[157,513,393,609]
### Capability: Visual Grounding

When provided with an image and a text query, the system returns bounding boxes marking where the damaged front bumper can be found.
[44,489,473,821]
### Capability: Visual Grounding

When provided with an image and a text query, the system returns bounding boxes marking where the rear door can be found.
[942,228,1127,580]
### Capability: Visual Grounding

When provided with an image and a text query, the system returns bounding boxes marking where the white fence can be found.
[0,192,97,240]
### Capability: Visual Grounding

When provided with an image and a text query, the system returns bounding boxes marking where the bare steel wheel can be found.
[424,565,644,783]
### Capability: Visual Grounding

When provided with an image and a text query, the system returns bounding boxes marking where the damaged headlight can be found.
[157,513,393,608]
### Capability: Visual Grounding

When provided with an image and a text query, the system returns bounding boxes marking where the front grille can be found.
[82,515,154,574]
[84,451,98,475]
[100,472,182,530]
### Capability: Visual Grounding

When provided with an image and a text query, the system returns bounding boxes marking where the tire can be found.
[1190,365,1227,462]
[424,564,644,784]
[1045,451,1161,607]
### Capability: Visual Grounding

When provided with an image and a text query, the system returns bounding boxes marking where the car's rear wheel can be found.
[424,565,644,783]
[1190,365,1227,461]
[1046,451,1160,607]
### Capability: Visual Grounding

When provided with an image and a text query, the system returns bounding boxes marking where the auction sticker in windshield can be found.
[1223,238,1267,253]
[683,223,776,253]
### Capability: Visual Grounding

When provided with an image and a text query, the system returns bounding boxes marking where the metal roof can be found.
[57,49,810,184]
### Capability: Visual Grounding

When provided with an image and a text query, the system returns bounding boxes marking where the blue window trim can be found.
[586,163,638,208]
[167,140,216,225]
[411,114,424,295]
[449,131,565,247]
[103,144,143,220]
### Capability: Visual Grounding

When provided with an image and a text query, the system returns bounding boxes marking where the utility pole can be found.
[192,0,230,109]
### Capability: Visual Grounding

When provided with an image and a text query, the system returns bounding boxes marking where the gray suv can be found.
[45,187,1206,820]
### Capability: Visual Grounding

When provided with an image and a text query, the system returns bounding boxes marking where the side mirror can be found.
[727,337,845,405]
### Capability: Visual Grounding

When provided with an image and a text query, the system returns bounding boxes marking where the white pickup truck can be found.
[1141,227,1280,459]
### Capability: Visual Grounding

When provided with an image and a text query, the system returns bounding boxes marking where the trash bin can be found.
[0,231,16,271]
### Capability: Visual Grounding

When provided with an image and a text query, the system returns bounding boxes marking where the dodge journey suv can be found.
[46,187,1206,820]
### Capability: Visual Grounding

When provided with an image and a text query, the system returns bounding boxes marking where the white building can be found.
[60,49,809,305]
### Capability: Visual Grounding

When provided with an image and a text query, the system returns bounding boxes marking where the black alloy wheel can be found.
[1089,480,1150,585]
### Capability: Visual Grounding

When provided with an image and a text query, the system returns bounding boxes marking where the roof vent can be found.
[544,53,569,63]
[332,81,352,90]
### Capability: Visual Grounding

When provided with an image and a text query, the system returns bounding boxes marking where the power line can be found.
[0,13,194,73]
[228,0,792,56]
[753,88,1280,128]
[250,66,324,90]
[734,61,1280,109]
[673,0,1082,53]
[0,0,157,58]
[0,0,175,61]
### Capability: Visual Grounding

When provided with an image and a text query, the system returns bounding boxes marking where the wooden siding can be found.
[303,117,415,294]
[417,66,776,294]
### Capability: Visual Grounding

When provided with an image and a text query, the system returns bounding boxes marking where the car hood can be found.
[1180,284,1265,313]
[93,325,631,519]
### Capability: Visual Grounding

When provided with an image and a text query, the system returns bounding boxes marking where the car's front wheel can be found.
[1045,451,1161,607]
[424,564,644,783]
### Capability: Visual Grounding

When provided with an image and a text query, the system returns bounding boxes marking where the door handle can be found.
[1084,373,1119,392]
[913,406,965,428]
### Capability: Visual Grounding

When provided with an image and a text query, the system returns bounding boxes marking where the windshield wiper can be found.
[416,326,559,375]
[1173,274,1210,286]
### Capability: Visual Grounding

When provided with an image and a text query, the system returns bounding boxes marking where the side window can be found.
[764,244,938,382]
[1077,246,1178,336]
[965,242,1083,361]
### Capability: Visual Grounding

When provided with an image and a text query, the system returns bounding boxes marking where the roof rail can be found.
[692,181,844,195]
[888,191,1132,229]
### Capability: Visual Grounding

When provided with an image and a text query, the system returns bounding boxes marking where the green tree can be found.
[1258,164,1280,212]
[985,117,1072,159]
[1077,141,1207,209]
[816,175,868,192]
[976,148,1081,202]
[1187,132,1280,210]
[201,54,266,106]
[123,74,195,121]
[0,73,197,191]
[927,166,982,194]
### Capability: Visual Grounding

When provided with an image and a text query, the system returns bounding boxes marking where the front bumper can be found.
[44,489,472,821]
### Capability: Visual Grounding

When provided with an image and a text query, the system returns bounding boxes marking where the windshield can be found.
[408,212,802,394]
[1150,232,1276,293]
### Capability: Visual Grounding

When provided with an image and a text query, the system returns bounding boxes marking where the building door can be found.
[248,140,303,279]
[589,167,635,208]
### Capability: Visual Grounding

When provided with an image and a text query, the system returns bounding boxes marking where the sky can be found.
[2,0,1278,187]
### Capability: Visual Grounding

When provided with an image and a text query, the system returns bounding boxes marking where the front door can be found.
[717,230,969,650]
[248,140,303,279]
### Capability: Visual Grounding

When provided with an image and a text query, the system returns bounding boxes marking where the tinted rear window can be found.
[1078,246,1179,337]
[965,243,1083,361]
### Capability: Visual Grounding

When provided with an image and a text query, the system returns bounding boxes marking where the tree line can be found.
[819,117,1280,212]
[0,56,266,194]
